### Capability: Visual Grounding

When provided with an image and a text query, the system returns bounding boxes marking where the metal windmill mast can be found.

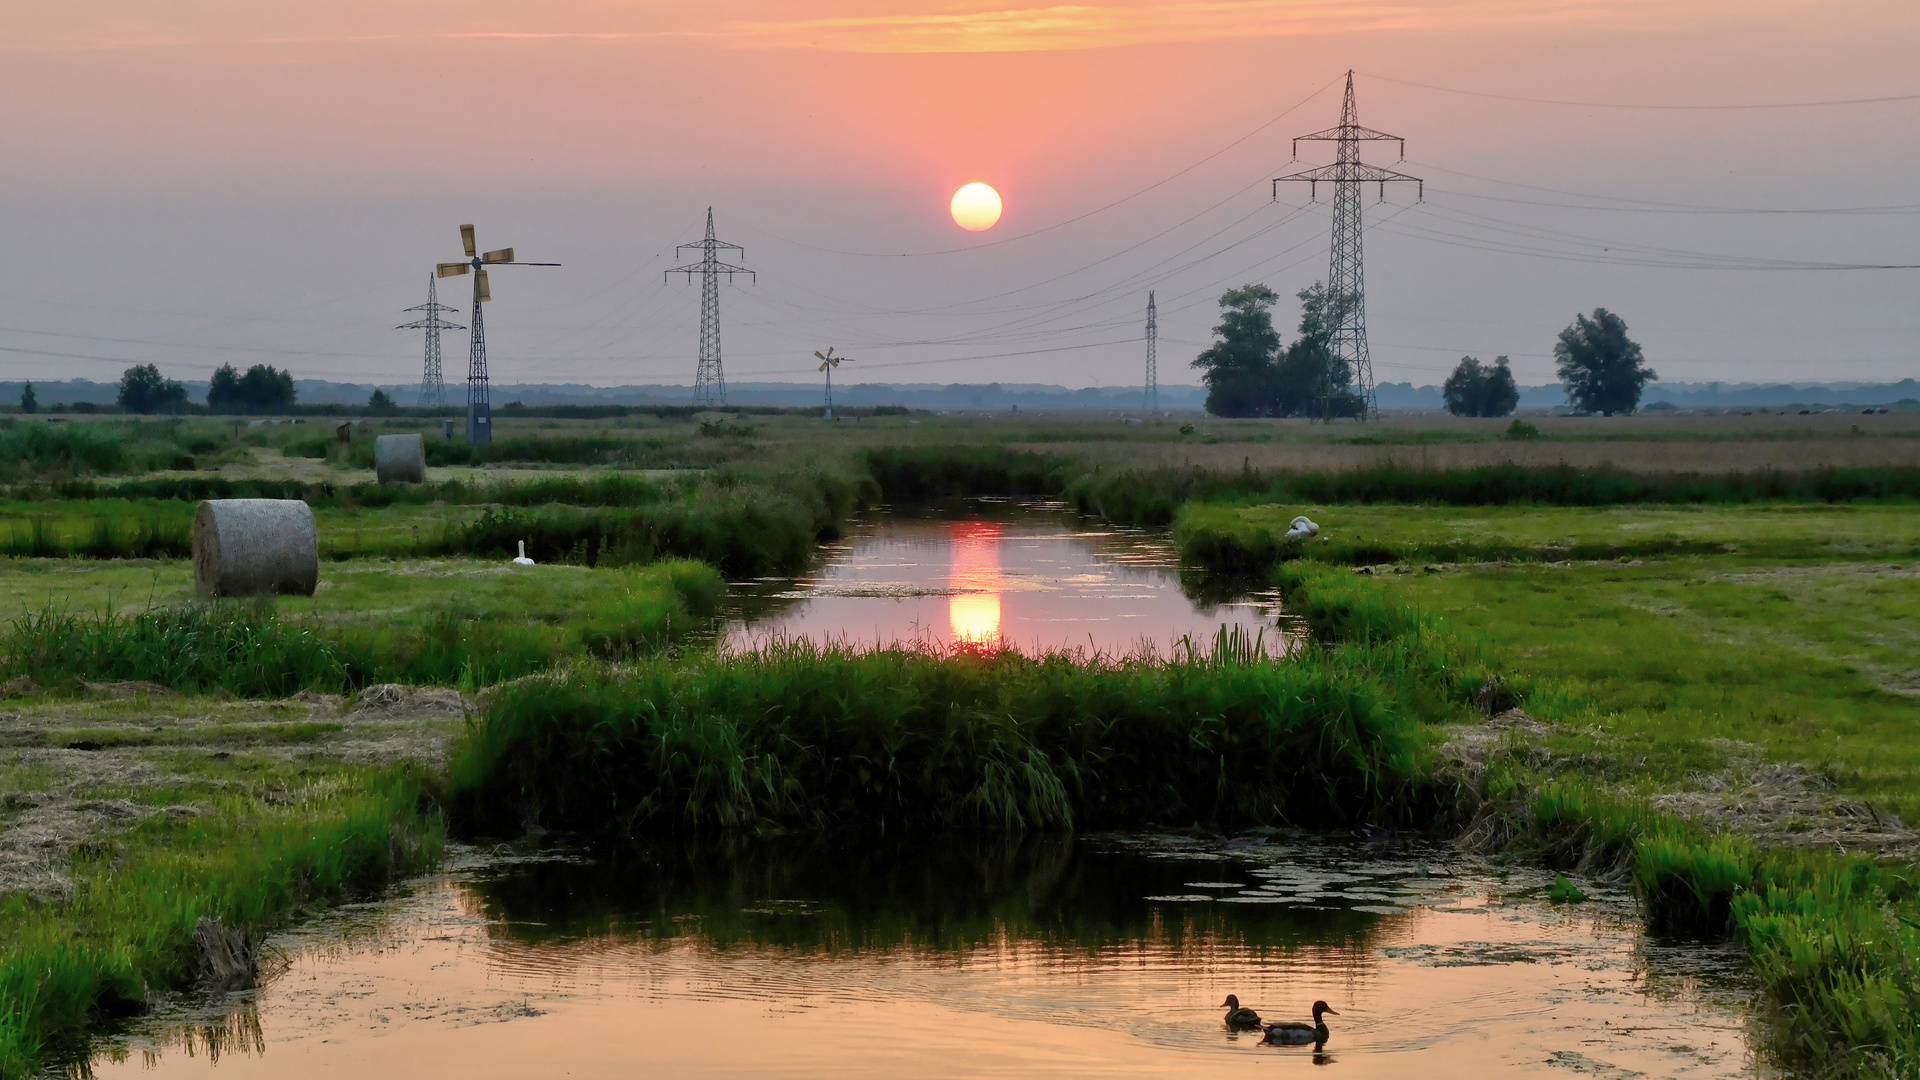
[1273,71,1421,420]
[435,224,559,444]
[665,208,753,408]
[397,274,463,408]
[1143,290,1158,417]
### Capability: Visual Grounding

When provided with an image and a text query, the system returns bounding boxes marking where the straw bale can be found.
[374,433,426,483]
[192,499,319,597]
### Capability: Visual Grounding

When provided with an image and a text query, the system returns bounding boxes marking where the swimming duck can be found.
[1263,1001,1338,1045]
[1219,995,1264,1031]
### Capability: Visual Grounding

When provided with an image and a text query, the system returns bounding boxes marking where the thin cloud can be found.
[705,0,1744,53]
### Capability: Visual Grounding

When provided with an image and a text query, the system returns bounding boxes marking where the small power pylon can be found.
[1273,71,1421,420]
[666,209,753,408]
[436,224,559,444]
[397,274,462,408]
[1143,291,1158,417]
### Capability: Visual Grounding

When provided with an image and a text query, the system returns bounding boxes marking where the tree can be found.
[1273,282,1361,419]
[367,388,397,415]
[1192,284,1282,417]
[1554,308,1654,416]
[19,382,35,415]
[237,365,296,413]
[117,363,188,414]
[207,364,244,414]
[206,363,295,414]
[1443,355,1520,417]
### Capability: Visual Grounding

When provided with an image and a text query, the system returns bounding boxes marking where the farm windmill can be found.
[435,224,558,445]
[815,348,854,419]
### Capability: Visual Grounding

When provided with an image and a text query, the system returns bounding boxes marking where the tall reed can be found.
[448,637,1430,836]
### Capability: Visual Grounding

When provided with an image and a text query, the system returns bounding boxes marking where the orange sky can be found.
[1,0,1916,390]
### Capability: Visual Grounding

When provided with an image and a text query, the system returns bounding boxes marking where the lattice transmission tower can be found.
[666,208,754,407]
[1143,290,1158,417]
[1273,71,1421,420]
[397,274,462,408]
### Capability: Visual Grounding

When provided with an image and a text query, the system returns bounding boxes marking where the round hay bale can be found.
[374,433,426,483]
[192,499,319,597]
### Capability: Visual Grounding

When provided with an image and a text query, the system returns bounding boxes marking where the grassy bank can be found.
[447,634,1445,837]
[0,559,723,695]
[1252,543,1920,1077]
[1171,499,1920,570]
[6,461,875,573]
[0,767,442,1075]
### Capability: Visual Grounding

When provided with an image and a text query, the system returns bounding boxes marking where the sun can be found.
[949,182,1003,231]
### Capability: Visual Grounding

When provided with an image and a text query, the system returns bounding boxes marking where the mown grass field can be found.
[1176,501,1920,814]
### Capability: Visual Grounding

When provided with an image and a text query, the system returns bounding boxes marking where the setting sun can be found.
[949,182,1003,231]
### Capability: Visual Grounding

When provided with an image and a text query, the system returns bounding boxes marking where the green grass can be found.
[0,558,724,695]
[1173,500,1920,569]
[1247,524,1920,1078]
[448,632,1440,836]
[0,768,442,1076]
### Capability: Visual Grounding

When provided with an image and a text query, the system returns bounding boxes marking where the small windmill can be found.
[815,347,854,419]
[435,224,558,445]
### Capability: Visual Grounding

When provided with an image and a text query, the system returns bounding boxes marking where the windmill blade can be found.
[475,267,491,302]
[481,247,514,264]
[818,361,829,372]
[436,262,470,278]
[814,351,827,361]
[461,225,477,257]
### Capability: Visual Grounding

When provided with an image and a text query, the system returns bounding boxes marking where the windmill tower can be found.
[1272,71,1421,420]
[815,347,853,419]
[397,274,462,408]
[1143,291,1158,417]
[435,224,558,444]
[666,209,753,407]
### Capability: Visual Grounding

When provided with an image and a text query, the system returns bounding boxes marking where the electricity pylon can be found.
[666,208,754,408]
[397,274,462,408]
[1273,71,1422,420]
[1143,290,1158,417]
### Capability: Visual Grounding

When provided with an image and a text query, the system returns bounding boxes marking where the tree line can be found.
[13,363,304,415]
[1194,286,1655,418]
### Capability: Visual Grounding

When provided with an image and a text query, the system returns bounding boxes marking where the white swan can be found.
[512,540,535,566]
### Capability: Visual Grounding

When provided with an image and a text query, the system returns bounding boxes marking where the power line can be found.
[1360,72,1920,110]
[718,75,1346,259]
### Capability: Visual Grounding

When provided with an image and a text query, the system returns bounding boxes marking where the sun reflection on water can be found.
[947,521,1002,647]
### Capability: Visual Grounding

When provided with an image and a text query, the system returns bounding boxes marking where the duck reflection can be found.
[947,521,1003,647]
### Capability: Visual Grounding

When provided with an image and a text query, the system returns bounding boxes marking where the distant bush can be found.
[1503,419,1541,440]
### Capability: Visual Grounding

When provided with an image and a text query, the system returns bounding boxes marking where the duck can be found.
[1219,995,1264,1031]
[1263,1000,1338,1045]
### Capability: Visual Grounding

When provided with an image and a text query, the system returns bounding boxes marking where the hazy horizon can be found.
[3,0,1917,395]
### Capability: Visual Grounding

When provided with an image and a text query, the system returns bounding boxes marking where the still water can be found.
[83,507,1766,1078]
[720,500,1294,657]
[87,837,1763,1079]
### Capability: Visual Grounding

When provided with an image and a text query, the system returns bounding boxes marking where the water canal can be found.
[81,504,1767,1078]
[720,500,1296,657]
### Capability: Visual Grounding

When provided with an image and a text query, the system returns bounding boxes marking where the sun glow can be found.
[949,182,1003,231]
[948,521,1003,646]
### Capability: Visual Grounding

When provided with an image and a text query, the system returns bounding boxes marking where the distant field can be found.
[7,410,1916,486]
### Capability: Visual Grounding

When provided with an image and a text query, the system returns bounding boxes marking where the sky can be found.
[2,0,1918,393]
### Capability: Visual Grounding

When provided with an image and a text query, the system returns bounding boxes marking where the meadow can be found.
[3,412,1920,1077]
